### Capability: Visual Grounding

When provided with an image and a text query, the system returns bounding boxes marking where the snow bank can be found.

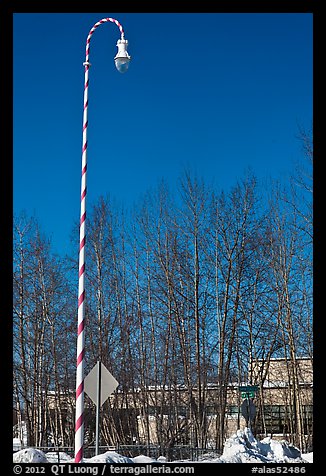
[13,448,155,464]
[220,428,304,463]
[13,448,48,463]
[302,452,313,463]
[87,451,133,463]
[13,428,310,464]
[132,455,158,463]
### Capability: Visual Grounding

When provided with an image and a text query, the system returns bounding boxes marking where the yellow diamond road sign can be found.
[84,362,119,407]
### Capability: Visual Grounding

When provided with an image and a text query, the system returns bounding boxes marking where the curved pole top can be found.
[84,17,126,65]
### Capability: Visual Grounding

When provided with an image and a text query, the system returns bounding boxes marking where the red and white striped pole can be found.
[75,17,129,464]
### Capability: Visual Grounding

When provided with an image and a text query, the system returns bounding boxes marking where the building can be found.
[133,357,313,450]
[13,357,313,452]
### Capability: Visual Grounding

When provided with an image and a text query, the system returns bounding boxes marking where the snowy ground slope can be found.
[13,428,312,464]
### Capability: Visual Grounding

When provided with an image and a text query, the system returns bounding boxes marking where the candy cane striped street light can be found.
[75,17,131,463]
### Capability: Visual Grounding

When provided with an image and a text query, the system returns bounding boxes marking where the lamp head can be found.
[114,38,131,73]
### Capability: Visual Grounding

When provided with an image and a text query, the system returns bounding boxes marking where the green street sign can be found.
[241,391,255,398]
[239,385,259,399]
[239,385,259,393]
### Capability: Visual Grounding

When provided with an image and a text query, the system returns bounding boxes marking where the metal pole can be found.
[246,393,251,430]
[74,17,127,464]
[74,55,89,464]
[95,360,102,455]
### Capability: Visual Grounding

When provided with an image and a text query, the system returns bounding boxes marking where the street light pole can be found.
[75,17,131,464]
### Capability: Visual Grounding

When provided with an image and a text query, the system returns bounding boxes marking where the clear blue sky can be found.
[13,13,312,256]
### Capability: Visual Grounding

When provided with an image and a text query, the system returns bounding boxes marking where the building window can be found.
[258,405,313,436]
[302,405,313,435]
[258,405,289,434]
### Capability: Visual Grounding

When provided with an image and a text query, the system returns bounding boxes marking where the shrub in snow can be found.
[13,448,48,463]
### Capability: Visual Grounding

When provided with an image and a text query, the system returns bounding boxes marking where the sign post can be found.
[240,398,256,429]
[84,361,119,455]
[239,385,259,429]
[95,361,101,455]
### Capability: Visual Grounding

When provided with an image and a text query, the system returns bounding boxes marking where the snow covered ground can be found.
[13,428,313,464]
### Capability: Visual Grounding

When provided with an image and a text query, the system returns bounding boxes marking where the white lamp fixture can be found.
[114,38,131,73]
